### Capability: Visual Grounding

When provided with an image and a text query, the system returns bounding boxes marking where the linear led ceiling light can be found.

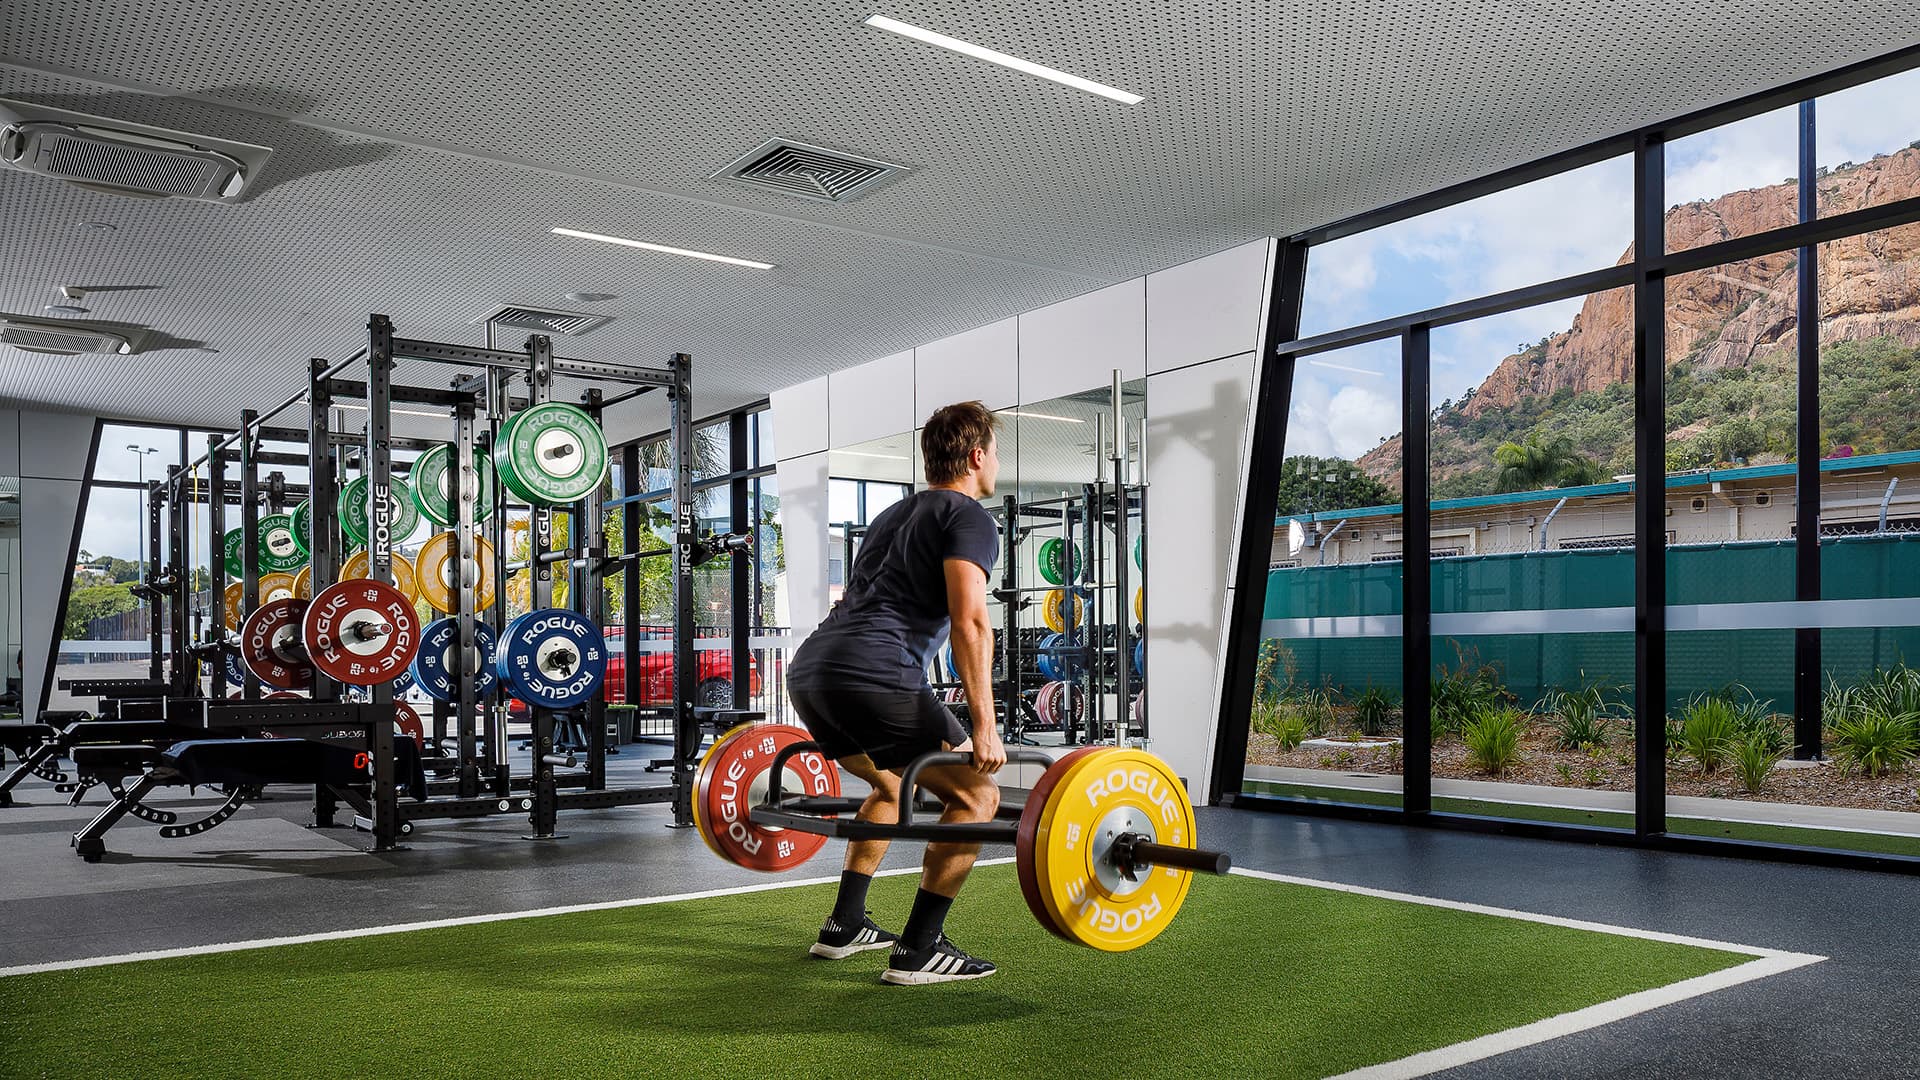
[862,15,1144,105]
[551,228,776,270]
[1001,410,1085,423]
[836,449,910,460]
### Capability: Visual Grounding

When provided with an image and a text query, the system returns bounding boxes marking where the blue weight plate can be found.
[1037,632,1060,682]
[495,609,607,708]
[224,649,245,688]
[411,618,499,702]
[1133,637,1145,676]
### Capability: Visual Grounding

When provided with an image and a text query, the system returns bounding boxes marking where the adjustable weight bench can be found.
[73,737,428,862]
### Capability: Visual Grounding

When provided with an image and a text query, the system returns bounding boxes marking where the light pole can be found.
[128,445,158,582]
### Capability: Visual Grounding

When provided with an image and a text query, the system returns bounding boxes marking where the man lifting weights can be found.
[785,401,1008,984]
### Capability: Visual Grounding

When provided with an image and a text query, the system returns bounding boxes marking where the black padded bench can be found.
[1,717,248,808]
[0,721,55,761]
[73,737,428,861]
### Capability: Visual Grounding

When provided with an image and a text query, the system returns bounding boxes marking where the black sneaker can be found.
[880,934,997,985]
[809,912,898,960]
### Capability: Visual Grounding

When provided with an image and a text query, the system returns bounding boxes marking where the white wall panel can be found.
[1146,239,1274,375]
[1017,280,1146,403]
[774,451,831,645]
[1143,352,1257,804]
[19,409,92,480]
[916,318,1017,413]
[828,350,915,448]
[769,376,830,460]
[21,477,82,720]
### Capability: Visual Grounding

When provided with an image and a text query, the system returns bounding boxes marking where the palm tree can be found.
[1494,434,1606,493]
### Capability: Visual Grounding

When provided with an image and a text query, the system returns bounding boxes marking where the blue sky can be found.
[1281,65,1920,462]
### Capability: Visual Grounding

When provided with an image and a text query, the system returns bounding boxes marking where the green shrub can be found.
[1731,732,1787,794]
[1462,705,1525,776]
[1829,711,1919,778]
[1673,695,1742,775]
[1431,643,1511,736]
[1350,685,1399,736]
[1538,675,1623,750]
[1294,685,1338,737]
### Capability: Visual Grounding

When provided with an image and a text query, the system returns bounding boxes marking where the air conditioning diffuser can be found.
[0,315,134,355]
[0,98,272,202]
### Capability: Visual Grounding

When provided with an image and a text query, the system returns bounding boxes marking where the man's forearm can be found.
[951,618,996,733]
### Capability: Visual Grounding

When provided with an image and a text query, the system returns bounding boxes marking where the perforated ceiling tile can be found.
[1,2,1917,428]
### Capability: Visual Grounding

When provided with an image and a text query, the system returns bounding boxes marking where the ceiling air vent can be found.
[0,98,272,202]
[711,139,910,203]
[0,315,134,355]
[479,306,612,337]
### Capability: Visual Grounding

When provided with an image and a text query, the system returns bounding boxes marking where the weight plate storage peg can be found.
[341,549,420,605]
[302,580,420,686]
[692,723,838,872]
[416,531,497,613]
[410,443,497,526]
[495,608,607,708]
[493,402,609,506]
[1017,747,1199,952]
[410,617,500,702]
[239,598,315,690]
[340,475,421,548]
[256,513,305,572]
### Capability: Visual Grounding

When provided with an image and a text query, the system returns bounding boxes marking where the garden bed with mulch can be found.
[1246,724,1920,814]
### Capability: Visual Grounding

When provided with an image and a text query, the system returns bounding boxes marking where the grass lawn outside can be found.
[1243,778,1920,857]
[0,861,1817,1080]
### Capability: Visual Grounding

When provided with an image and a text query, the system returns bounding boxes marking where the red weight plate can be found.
[1015,746,1106,942]
[240,598,314,691]
[695,723,839,872]
[393,701,424,744]
[303,580,420,686]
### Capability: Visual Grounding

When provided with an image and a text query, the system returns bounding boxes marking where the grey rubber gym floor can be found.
[3,746,1915,1079]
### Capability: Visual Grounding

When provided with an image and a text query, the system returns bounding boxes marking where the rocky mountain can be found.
[1354,147,1920,495]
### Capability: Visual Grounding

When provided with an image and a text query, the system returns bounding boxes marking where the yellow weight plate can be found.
[1032,747,1197,952]
[1042,588,1083,633]
[223,582,244,631]
[294,564,313,600]
[1134,587,1143,624]
[258,571,298,605]
[690,723,756,861]
[340,549,420,605]
[416,531,497,614]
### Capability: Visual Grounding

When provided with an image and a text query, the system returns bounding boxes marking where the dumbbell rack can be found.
[112,315,715,851]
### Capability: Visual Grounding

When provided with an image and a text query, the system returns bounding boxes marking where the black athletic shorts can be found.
[787,685,969,771]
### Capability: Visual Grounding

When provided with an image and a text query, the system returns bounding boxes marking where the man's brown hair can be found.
[921,401,1000,486]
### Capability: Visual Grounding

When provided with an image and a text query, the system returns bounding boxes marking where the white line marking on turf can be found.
[1228,869,1826,1080]
[0,858,1016,979]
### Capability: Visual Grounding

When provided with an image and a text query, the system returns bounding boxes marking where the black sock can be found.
[830,870,872,926]
[900,888,954,950]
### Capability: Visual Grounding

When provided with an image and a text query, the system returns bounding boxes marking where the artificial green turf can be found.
[1,865,1748,1080]
[1244,778,1920,857]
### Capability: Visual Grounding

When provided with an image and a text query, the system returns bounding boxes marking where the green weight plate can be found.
[256,513,305,572]
[494,402,607,506]
[1134,534,1143,570]
[290,499,311,557]
[410,443,496,526]
[1038,537,1081,585]
[340,475,421,547]
[223,528,244,579]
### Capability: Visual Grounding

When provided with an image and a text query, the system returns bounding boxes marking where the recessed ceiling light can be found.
[1001,409,1085,423]
[43,304,89,316]
[551,228,775,270]
[862,15,1144,105]
[564,292,618,303]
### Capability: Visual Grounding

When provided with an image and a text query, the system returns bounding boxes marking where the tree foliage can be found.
[64,584,138,640]
[1275,455,1396,515]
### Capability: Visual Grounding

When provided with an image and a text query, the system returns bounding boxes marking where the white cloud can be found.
[1817,67,1920,168]
[1284,342,1403,461]
[1666,105,1798,207]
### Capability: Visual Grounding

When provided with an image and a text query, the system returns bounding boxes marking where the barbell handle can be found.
[897,749,1057,829]
[1116,835,1232,876]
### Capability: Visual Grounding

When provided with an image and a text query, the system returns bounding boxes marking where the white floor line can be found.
[1228,869,1827,1080]
[0,857,1016,980]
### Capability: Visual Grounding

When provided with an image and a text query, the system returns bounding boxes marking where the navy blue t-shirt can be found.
[790,489,1000,693]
